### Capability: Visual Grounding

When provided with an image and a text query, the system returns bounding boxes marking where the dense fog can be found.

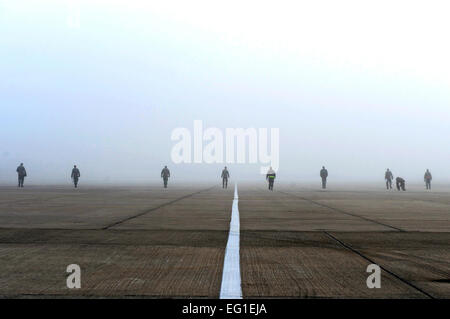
[1,1,449,184]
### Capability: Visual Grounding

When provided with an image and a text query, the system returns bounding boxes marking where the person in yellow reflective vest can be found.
[266,167,276,191]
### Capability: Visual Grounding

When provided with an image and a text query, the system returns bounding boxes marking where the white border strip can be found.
[219,184,242,299]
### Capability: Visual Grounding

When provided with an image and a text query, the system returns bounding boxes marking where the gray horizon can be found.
[1,1,449,185]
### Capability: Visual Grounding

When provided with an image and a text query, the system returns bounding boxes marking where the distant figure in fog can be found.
[221,166,230,189]
[161,166,171,188]
[424,169,432,190]
[385,169,394,190]
[71,165,81,188]
[266,167,276,191]
[16,163,27,188]
[320,166,328,189]
[396,177,406,191]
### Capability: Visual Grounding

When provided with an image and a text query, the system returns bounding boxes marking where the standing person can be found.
[71,165,81,188]
[320,166,328,189]
[161,166,171,188]
[16,163,27,188]
[396,177,406,191]
[385,169,394,190]
[266,167,276,191]
[424,169,432,190]
[221,166,230,189]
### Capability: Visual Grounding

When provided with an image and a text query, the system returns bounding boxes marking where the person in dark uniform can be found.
[71,165,81,188]
[161,166,171,188]
[221,166,230,189]
[266,167,276,191]
[16,163,27,188]
[424,169,432,190]
[396,177,406,191]
[385,169,394,190]
[320,166,328,189]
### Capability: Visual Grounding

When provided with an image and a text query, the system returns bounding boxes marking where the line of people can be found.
[265,166,433,192]
[385,168,433,191]
[13,163,434,191]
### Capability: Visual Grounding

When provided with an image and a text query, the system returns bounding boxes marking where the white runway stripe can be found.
[220,184,242,299]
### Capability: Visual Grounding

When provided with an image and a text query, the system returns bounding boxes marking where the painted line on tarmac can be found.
[220,184,242,299]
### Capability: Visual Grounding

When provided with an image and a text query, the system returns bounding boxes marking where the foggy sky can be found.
[1,1,449,184]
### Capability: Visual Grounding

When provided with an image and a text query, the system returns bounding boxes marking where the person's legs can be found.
[20,176,24,187]
[74,177,78,188]
[163,178,168,188]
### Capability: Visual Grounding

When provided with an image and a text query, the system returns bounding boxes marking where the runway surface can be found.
[0,183,448,298]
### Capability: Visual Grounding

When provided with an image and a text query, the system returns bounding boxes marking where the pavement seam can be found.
[278,190,405,232]
[102,186,216,229]
[323,231,435,299]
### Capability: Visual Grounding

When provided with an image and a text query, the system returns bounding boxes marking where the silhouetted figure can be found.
[396,177,406,191]
[16,163,27,188]
[161,166,171,188]
[266,167,276,191]
[71,165,81,188]
[424,169,432,190]
[221,166,230,189]
[320,166,328,189]
[385,169,394,190]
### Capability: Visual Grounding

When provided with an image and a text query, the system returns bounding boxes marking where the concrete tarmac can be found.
[0,183,448,298]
